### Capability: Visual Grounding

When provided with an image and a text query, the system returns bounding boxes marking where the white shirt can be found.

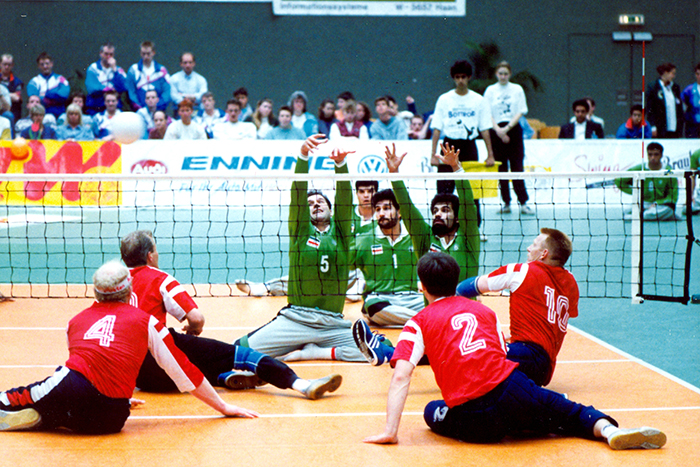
[483,82,528,124]
[212,120,257,140]
[164,119,207,140]
[170,70,208,107]
[328,121,369,140]
[574,120,587,140]
[661,80,677,132]
[430,89,493,140]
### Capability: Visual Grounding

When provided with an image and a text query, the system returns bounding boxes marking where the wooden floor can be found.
[1,294,698,467]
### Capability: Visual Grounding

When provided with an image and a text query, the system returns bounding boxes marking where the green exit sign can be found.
[619,14,645,25]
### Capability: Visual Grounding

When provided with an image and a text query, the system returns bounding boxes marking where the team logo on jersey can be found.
[371,245,383,255]
[429,243,442,253]
[306,237,320,249]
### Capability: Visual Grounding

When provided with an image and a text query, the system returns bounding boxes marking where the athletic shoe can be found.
[607,427,667,450]
[520,205,535,215]
[352,319,393,366]
[234,280,268,297]
[303,374,343,400]
[217,370,268,390]
[0,408,41,431]
[499,205,512,214]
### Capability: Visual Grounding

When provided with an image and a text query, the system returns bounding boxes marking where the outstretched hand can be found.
[435,142,461,171]
[329,147,356,164]
[301,134,329,157]
[384,143,407,173]
[221,403,260,418]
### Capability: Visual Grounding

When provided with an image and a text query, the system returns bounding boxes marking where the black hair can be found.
[417,252,460,298]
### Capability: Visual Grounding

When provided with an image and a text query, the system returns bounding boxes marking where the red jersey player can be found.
[457,227,578,386]
[0,261,257,433]
[364,252,666,450]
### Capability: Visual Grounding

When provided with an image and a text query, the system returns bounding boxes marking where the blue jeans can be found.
[507,341,552,386]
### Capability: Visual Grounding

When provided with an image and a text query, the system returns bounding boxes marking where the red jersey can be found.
[391,296,518,408]
[129,265,198,326]
[485,261,579,380]
[65,301,204,399]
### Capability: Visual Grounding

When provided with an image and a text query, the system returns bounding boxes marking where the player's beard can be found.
[378,216,398,230]
[432,221,457,237]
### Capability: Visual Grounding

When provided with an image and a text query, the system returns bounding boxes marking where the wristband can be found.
[456,276,481,298]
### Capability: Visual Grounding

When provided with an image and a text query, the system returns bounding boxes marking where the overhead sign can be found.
[272,0,465,16]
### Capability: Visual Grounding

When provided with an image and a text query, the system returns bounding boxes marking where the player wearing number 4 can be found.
[364,252,666,450]
[0,261,258,434]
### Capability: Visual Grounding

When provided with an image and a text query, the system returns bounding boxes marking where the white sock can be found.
[601,423,619,440]
[291,378,311,393]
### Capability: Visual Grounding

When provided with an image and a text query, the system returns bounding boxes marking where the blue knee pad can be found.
[423,400,449,431]
[233,346,265,373]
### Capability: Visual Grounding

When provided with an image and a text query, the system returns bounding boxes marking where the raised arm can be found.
[290,134,328,230]
[330,147,355,239]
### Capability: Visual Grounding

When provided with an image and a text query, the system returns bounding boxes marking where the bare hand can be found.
[484,155,496,167]
[363,432,399,444]
[301,134,328,157]
[221,404,260,418]
[329,147,355,164]
[384,143,407,173]
[129,398,146,408]
[436,142,461,171]
[182,322,203,336]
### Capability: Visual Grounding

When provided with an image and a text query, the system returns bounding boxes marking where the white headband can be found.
[94,275,131,295]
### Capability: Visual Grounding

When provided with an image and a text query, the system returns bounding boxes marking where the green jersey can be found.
[351,207,376,236]
[691,149,700,170]
[392,178,479,282]
[287,157,352,313]
[615,163,679,207]
[352,222,419,296]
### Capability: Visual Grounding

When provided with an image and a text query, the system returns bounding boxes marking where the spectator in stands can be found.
[164,99,206,140]
[0,83,14,130]
[0,114,10,140]
[136,89,160,137]
[288,91,318,137]
[196,91,224,138]
[92,91,121,140]
[85,42,127,116]
[27,52,69,119]
[0,54,23,123]
[212,99,256,140]
[407,114,429,140]
[356,101,373,133]
[370,96,408,140]
[149,110,169,139]
[615,142,678,221]
[335,91,354,121]
[245,97,278,139]
[616,104,652,139]
[646,63,683,138]
[559,99,604,139]
[170,52,207,112]
[329,100,369,140]
[15,95,57,134]
[234,88,253,122]
[681,63,700,138]
[56,103,94,141]
[265,105,306,140]
[569,97,604,129]
[57,91,94,129]
[20,104,56,140]
[126,41,171,112]
[317,99,337,138]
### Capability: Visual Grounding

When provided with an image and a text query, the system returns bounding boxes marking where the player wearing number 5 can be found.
[235,135,367,362]
[456,228,578,386]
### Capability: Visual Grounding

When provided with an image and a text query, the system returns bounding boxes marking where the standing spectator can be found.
[27,52,70,119]
[0,54,23,123]
[265,105,306,140]
[559,99,604,139]
[646,63,683,138]
[126,41,171,112]
[85,42,127,116]
[164,99,207,140]
[212,99,256,140]
[616,104,652,139]
[233,87,253,122]
[356,101,373,133]
[245,97,278,139]
[14,95,57,134]
[149,110,169,139]
[681,63,700,138]
[317,99,337,137]
[136,89,160,136]
[329,100,369,140]
[196,91,225,138]
[484,61,533,215]
[288,91,318,137]
[56,103,94,141]
[19,104,56,140]
[370,96,408,140]
[170,52,208,112]
[92,91,121,140]
[57,91,94,129]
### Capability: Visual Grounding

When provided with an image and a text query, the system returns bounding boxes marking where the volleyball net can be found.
[0,169,696,303]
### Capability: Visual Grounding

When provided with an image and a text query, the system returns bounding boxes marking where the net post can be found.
[630,173,644,304]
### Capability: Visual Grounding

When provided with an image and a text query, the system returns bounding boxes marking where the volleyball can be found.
[111,112,145,144]
[10,137,30,160]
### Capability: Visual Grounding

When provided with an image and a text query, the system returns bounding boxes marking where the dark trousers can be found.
[136,329,297,392]
[423,370,616,443]
[438,137,481,226]
[490,123,529,206]
[507,341,552,387]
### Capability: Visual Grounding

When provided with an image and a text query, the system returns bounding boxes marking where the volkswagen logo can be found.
[357,154,387,173]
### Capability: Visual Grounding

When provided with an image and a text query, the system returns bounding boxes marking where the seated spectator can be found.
[15,95,57,134]
[27,52,70,119]
[559,99,604,139]
[408,114,431,140]
[85,42,127,115]
[569,96,604,129]
[234,87,253,122]
[20,104,56,140]
[56,103,95,141]
[212,99,256,140]
[164,99,206,140]
[616,105,652,139]
[195,91,225,138]
[126,41,170,112]
[0,54,24,123]
[335,91,354,121]
[265,105,306,140]
[357,101,373,133]
[136,89,160,137]
[0,114,10,140]
[288,91,318,137]
[170,52,207,112]
[0,83,15,130]
[57,91,94,129]
[149,110,169,139]
[317,99,337,137]
[92,90,121,140]
[329,100,368,140]
[370,96,408,140]
[245,98,278,139]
